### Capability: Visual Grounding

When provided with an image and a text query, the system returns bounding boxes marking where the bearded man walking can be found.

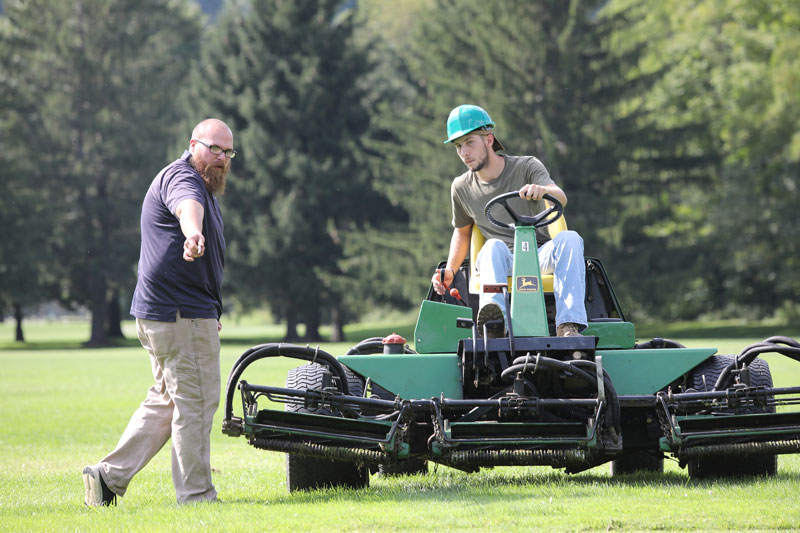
[83,118,235,506]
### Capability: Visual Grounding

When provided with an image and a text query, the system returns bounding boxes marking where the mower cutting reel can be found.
[222,192,800,491]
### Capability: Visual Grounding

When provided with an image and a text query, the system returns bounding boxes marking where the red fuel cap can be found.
[382,333,406,354]
[382,333,406,344]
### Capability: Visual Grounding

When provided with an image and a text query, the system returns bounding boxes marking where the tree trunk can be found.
[304,307,322,342]
[13,302,24,342]
[106,287,124,339]
[86,275,109,346]
[284,308,300,342]
[330,305,346,342]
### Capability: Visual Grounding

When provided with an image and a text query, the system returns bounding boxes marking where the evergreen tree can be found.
[685,0,800,317]
[1,0,203,345]
[587,0,723,320]
[365,0,629,305]
[605,0,800,320]
[189,0,391,340]
[0,13,57,340]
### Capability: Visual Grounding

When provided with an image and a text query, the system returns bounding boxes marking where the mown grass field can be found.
[1,316,800,532]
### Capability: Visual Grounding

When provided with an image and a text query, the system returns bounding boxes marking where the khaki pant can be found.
[98,312,220,503]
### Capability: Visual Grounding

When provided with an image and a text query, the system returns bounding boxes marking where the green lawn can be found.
[2,317,800,531]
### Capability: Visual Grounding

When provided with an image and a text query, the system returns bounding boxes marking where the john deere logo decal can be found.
[516,276,539,293]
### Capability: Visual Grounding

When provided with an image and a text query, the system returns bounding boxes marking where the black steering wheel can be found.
[484,191,564,229]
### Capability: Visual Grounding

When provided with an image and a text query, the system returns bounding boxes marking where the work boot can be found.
[557,322,585,359]
[477,302,505,339]
[557,322,583,337]
[83,465,117,507]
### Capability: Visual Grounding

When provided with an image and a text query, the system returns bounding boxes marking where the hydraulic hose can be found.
[634,338,686,349]
[345,337,383,355]
[500,355,621,434]
[345,337,417,355]
[223,343,349,422]
[713,336,800,391]
[572,359,622,435]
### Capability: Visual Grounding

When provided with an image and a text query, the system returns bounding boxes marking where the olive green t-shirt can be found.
[451,155,556,248]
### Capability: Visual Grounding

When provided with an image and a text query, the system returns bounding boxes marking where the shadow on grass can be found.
[0,336,143,351]
[636,321,799,341]
[152,321,416,350]
[225,467,800,505]
[5,319,794,352]
[341,323,416,344]
[0,323,417,352]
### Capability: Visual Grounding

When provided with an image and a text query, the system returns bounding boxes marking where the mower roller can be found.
[222,192,800,491]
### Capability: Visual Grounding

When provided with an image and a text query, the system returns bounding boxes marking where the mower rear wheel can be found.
[687,454,777,479]
[687,355,777,479]
[284,364,370,492]
[610,451,664,476]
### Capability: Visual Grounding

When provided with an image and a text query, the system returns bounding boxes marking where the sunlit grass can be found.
[2,317,800,531]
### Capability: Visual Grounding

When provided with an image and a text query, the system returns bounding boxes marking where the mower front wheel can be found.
[284,363,370,492]
[378,459,429,477]
[610,452,664,476]
[286,453,369,492]
[687,454,777,479]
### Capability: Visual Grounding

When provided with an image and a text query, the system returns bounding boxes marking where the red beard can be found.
[192,158,228,195]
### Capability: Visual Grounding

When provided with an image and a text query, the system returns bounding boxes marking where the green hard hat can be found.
[443,104,505,151]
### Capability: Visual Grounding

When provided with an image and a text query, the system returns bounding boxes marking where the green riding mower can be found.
[222,192,800,491]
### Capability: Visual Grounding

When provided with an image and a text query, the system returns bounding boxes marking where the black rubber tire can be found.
[610,451,664,476]
[690,355,774,407]
[690,354,732,392]
[687,453,778,479]
[378,459,429,477]
[687,355,777,479]
[284,364,370,492]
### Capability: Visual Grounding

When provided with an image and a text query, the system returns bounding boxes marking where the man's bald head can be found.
[191,118,233,143]
[189,118,235,195]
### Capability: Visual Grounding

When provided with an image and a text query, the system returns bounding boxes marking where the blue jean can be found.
[475,230,587,328]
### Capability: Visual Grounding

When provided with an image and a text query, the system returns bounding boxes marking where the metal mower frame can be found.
[222,192,800,491]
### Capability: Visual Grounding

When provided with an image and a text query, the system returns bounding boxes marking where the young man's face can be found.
[453,133,491,172]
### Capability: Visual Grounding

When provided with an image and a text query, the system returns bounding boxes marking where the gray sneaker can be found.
[477,302,505,338]
[83,465,117,507]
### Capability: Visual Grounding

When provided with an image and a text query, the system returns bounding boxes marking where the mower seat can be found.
[469,200,568,294]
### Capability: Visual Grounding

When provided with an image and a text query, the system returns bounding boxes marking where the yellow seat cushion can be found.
[469,201,567,294]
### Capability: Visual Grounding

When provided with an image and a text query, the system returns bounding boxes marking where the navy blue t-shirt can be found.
[130,151,225,321]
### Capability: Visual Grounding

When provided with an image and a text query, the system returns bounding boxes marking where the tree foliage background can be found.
[604,0,800,320]
[1,0,798,343]
[363,0,626,304]
[182,0,400,340]
[0,0,203,343]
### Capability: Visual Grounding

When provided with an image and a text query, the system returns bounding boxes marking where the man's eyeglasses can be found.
[194,139,236,159]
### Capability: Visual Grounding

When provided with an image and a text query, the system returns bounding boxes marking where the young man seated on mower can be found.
[430,104,587,338]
